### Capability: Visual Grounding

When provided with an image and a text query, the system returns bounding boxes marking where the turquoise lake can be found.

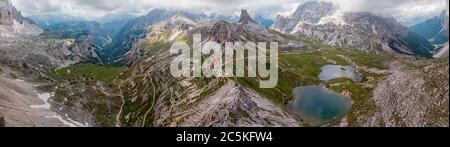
[288,86,352,126]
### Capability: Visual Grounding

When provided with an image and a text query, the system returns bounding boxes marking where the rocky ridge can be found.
[0,0,42,37]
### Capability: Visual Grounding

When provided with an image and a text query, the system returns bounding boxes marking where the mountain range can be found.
[0,0,448,127]
[411,9,449,46]
[272,1,435,57]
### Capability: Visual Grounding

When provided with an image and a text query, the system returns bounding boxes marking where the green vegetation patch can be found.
[48,64,127,84]
[40,29,90,39]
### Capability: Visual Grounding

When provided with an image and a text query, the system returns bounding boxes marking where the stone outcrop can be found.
[209,21,242,43]
[0,9,13,25]
[0,0,14,25]
[239,9,255,24]
[0,0,42,37]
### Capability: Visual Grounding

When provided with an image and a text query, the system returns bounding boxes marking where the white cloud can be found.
[332,0,448,25]
[10,0,449,25]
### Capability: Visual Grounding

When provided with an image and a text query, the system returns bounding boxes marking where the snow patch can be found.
[30,92,88,127]
[45,115,88,127]
[30,92,54,109]
[317,10,347,26]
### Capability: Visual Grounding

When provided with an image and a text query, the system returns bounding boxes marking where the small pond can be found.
[319,65,363,83]
[288,86,352,126]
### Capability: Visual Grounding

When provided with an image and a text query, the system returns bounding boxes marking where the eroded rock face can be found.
[0,9,13,25]
[175,81,300,127]
[209,21,243,43]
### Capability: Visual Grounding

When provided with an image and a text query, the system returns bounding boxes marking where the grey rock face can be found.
[0,0,42,37]
[369,61,449,127]
[0,0,15,25]
[176,81,300,127]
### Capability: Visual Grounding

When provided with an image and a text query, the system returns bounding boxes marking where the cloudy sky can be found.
[10,0,449,26]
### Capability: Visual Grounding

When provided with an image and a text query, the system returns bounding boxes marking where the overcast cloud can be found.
[10,0,449,25]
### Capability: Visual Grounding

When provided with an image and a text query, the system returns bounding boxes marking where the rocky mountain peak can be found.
[292,1,337,24]
[0,0,42,37]
[174,10,188,18]
[239,9,255,24]
[0,0,14,25]
[0,9,13,25]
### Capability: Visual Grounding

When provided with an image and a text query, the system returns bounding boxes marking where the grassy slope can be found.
[48,64,127,84]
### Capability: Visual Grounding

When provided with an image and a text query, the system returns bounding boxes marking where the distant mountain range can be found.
[41,20,128,50]
[2,0,446,62]
[272,1,435,57]
[411,9,449,46]
[29,14,85,28]
[0,0,448,127]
